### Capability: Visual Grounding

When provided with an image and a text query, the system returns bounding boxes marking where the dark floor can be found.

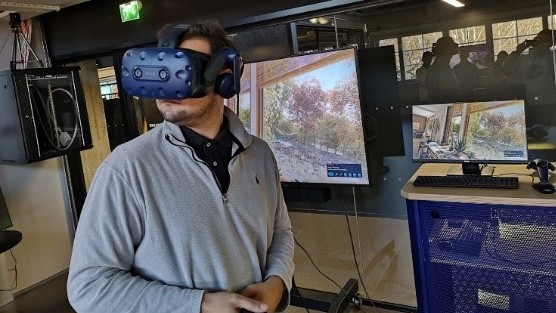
[0,271,75,313]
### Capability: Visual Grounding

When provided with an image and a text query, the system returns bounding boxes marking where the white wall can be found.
[0,22,73,305]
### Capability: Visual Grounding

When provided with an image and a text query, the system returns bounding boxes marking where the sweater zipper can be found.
[193,154,229,203]
[166,134,230,203]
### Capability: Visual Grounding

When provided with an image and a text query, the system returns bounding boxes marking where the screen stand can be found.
[282,185,331,203]
[447,164,495,176]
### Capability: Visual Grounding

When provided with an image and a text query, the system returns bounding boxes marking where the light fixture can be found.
[441,0,465,7]
[309,17,329,25]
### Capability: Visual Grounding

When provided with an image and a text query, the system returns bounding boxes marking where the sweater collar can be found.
[179,117,232,148]
[162,106,252,149]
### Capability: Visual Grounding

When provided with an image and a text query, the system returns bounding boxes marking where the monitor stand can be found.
[447,163,495,176]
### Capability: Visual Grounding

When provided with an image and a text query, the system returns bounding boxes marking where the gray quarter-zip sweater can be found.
[67,107,295,313]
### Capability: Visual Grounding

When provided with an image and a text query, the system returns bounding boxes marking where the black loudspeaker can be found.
[357,46,404,157]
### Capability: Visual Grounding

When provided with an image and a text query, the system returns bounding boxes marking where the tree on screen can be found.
[315,114,344,153]
[288,79,327,145]
[468,109,526,147]
[329,72,361,126]
[263,81,294,141]
[329,73,365,158]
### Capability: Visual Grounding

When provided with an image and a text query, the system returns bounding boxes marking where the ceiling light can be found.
[309,17,329,24]
[441,0,465,7]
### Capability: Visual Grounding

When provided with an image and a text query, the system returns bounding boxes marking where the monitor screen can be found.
[412,100,528,163]
[0,186,12,231]
[230,48,370,185]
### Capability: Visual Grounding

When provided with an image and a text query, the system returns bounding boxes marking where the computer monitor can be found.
[412,100,528,175]
[229,48,370,185]
[0,186,13,231]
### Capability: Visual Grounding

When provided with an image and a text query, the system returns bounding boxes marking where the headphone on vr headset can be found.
[157,24,243,99]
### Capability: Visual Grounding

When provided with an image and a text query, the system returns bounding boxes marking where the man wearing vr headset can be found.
[67,20,294,313]
[503,29,556,128]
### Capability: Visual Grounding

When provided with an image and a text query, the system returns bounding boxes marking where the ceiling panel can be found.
[0,0,88,21]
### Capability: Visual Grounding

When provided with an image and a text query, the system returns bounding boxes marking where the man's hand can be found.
[240,276,285,313]
[201,291,268,313]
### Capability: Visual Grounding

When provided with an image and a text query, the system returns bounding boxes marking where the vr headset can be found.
[121,24,243,99]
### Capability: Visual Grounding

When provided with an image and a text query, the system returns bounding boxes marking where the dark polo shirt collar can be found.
[180,118,233,192]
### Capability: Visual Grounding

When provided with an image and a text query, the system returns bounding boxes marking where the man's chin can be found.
[160,109,189,124]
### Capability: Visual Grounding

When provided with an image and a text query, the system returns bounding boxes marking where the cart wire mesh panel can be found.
[419,201,556,313]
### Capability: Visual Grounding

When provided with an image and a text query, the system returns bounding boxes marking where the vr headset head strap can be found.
[158,24,190,48]
[204,48,243,96]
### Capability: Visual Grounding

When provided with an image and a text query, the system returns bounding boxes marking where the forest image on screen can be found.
[237,49,369,185]
[412,100,528,162]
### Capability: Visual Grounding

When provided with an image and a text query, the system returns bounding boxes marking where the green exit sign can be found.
[119,1,141,23]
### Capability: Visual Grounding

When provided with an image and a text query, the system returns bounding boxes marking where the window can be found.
[379,38,401,81]
[449,25,490,69]
[98,67,119,100]
[449,25,486,46]
[548,15,556,30]
[401,32,443,80]
[492,17,542,57]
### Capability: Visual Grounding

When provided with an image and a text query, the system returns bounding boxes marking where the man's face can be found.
[155,37,220,126]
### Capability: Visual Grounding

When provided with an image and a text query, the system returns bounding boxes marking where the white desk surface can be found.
[401,163,556,207]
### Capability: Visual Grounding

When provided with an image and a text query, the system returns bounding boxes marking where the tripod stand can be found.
[9,12,45,70]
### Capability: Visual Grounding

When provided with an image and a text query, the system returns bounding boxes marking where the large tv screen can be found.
[412,100,528,163]
[228,48,370,185]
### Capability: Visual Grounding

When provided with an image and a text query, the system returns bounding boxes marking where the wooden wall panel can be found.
[74,60,111,190]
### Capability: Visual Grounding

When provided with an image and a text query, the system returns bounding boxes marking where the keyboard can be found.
[413,175,519,189]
